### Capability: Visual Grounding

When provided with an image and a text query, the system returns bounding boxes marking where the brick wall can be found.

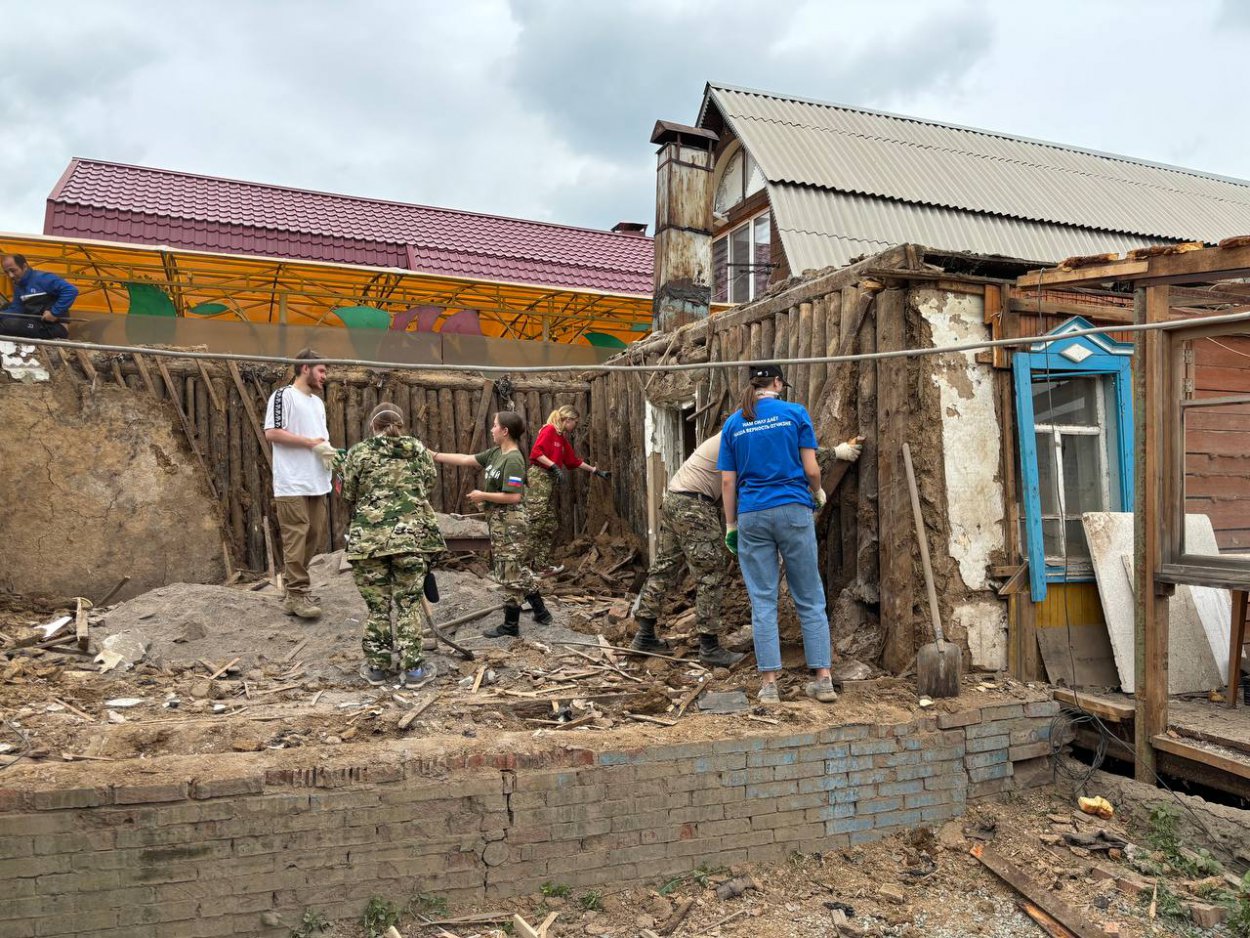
[0,698,1060,938]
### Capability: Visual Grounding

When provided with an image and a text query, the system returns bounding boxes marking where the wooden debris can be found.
[626,713,678,727]
[511,914,542,938]
[398,695,438,729]
[470,665,487,694]
[971,844,1105,938]
[95,575,131,608]
[283,639,308,663]
[207,657,240,681]
[557,639,702,667]
[660,898,694,935]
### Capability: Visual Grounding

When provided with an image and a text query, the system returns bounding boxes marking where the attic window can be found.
[714,149,766,215]
[712,212,771,304]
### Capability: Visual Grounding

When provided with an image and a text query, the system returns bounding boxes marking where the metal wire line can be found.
[5,308,1250,375]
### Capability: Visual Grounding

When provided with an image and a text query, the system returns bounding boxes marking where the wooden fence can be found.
[36,347,592,571]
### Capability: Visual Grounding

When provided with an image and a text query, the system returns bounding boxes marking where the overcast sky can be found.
[2,0,1248,236]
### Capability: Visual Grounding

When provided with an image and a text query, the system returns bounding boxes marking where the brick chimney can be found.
[650,120,718,332]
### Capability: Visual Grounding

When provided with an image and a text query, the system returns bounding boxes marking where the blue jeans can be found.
[737,502,831,672]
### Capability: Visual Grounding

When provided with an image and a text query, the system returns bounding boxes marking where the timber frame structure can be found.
[1017,240,1250,785]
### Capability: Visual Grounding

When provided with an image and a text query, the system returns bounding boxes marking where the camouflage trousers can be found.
[635,492,729,635]
[351,553,429,672]
[488,505,539,608]
[523,465,558,570]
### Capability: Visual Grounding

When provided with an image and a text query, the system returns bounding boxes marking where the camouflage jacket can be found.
[340,435,446,560]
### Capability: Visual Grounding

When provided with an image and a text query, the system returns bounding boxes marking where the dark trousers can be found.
[0,316,68,339]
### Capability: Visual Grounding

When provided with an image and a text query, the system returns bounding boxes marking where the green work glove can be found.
[724,526,738,555]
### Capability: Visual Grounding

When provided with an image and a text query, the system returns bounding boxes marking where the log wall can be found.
[585,247,921,624]
[33,348,591,572]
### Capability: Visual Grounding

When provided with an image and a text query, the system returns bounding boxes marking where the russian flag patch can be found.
[507,475,524,486]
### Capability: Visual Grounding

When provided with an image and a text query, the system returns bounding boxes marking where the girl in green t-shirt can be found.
[433,411,553,637]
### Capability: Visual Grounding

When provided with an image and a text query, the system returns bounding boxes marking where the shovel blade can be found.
[917,641,962,699]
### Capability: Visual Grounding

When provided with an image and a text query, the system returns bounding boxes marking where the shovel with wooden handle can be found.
[902,442,962,699]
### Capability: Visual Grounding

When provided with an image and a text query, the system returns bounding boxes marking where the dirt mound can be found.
[96,551,591,680]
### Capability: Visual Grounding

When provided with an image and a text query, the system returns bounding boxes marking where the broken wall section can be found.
[0,359,223,602]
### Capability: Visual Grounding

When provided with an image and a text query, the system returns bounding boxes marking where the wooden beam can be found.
[1052,688,1133,723]
[227,360,273,470]
[157,358,219,501]
[1133,285,1170,784]
[876,288,913,673]
[971,845,1106,938]
[1152,734,1250,782]
[1016,260,1149,289]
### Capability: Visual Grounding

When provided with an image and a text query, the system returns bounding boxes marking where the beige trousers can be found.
[274,495,329,595]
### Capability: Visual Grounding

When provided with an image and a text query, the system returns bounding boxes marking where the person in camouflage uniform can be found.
[631,432,744,667]
[339,402,445,685]
[435,411,553,638]
[524,404,611,574]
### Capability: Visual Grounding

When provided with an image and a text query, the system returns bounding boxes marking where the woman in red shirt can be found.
[525,405,610,574]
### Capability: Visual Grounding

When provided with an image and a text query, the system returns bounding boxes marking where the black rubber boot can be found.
[483,604,521,638]
[526,593,553,626]
[698,633,745,668]
[630,616,670,654]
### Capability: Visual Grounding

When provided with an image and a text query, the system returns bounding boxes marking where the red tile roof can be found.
[45,159,655,295]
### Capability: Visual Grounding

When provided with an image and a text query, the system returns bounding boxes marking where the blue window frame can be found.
[1012,317,1133,601]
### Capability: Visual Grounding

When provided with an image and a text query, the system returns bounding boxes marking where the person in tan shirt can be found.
[630,432,744,666]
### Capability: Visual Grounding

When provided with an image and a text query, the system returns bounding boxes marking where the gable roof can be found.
[700,82,1250,271]
[45,159,654,295]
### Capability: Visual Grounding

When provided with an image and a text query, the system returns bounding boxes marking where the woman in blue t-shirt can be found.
[717,364,837,705]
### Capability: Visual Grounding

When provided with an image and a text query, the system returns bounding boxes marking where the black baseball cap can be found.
[750,363,791,387]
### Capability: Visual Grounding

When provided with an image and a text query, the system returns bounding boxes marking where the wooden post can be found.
[876,287,914,672]
[1133,284,1170,782]
[855,289,879,597]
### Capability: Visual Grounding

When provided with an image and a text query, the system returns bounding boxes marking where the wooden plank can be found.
[971,845,1106,938]
[856,289,879,594]
[74,349,97,384]
[131,352,157,395]
[1134,285,1170,783]
[196,360,225,412]
[1052,688,1133,722]
[1151,734,1250,781]
[74,597,89,652]
[1016,259,1150,289]
[226,360,272,470]
[157,359,219,500]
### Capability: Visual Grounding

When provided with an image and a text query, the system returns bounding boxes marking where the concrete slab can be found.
[1082,512,1223,694]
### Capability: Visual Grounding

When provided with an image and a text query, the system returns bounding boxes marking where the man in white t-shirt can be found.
[263,348,336,619]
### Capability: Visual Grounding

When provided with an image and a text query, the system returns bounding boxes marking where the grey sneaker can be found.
[806,678,838,703]
[283,593,322,620]
[359,662,389,686]
[757,683,780,705]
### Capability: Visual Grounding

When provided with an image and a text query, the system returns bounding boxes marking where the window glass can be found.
[752,213,771,297]
[729,225,751,303]
[1033,377,1098,426]
[711,237,728,303]
[714,150,744,214]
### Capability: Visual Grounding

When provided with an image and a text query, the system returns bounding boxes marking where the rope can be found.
[4,308,1250,375]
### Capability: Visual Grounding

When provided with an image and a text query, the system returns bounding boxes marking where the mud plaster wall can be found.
[915,289,1008,670]
[0,370,224,602]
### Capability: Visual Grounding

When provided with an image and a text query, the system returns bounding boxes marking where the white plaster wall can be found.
[916,291,1005,593]
[955,600,1009,671]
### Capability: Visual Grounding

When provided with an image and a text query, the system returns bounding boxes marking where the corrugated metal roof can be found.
[769,185,1175,273]
[45,159,655,295]
[704,83,1250,253]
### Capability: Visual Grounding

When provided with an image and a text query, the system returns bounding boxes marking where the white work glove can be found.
[834,440,863,463]
[812,488,827,510]
[312,441,337,471]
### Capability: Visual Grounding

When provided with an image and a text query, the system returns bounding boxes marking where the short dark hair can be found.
[294,347,323,375]
[494,410,525,443]
[2,254,28,268]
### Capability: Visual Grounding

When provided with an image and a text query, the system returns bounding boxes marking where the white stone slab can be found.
[1082,512,1223,693]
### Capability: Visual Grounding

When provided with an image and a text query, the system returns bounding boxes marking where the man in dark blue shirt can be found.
[1,254,78,339]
